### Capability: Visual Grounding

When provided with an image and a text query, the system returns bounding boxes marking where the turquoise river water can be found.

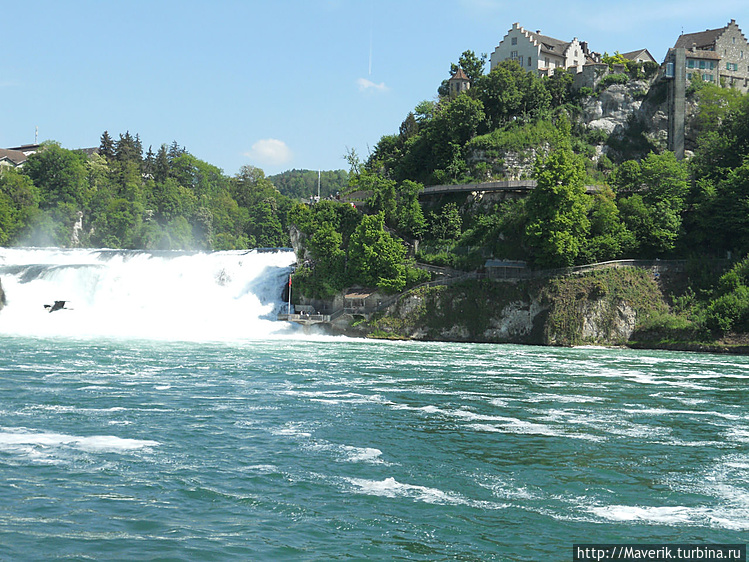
[0,249,747,560]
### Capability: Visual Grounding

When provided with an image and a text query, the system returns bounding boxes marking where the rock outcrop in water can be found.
[0,278,5,311]
[337,268,666,347]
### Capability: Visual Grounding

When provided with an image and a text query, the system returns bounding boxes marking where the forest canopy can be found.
[0,133,294,250]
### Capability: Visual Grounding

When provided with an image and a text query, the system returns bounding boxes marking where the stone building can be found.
[668,19,749,91]
[489,22,592,76]
[620,49,656,64]
[447,67,470,98]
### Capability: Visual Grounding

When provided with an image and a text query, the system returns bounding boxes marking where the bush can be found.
[705,285,749,333]
[599,73,629,89]
[642,62,659,78]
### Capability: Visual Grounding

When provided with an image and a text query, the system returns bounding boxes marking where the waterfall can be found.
[0,248,297,341]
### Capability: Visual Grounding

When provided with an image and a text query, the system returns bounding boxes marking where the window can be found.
[687,72,692,80]
[704,73,713,82]
[510,51,518,60]
[519,56,524,66]
[528,57,532,67]
[742,51,745,60]
[727,62,739,71]
[733,36,737,44]
[699,60,706,69]
[709,61,715,70]
[687,59,695,68]
[511,37,517,45]
[545,57,549,67]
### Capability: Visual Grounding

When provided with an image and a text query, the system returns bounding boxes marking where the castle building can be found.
[668,19,749,91]
[489,22,591,76]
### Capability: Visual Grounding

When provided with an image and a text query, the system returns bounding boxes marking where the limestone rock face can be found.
[582,81,650,135]
[579,299,638,344]
[289,225,309,262]
[482,298,546,341]
[359,271,660,347]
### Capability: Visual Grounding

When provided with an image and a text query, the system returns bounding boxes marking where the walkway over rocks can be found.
[420,180,599,197]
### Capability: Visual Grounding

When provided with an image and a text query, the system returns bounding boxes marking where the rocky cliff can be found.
[341,268,667,346]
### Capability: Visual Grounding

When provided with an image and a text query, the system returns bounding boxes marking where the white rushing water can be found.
[0,247,298,341]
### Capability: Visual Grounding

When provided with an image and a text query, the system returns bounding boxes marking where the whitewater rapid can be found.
[0,247,298,341]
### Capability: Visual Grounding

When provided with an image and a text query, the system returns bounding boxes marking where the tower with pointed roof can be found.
[447,67,471,98]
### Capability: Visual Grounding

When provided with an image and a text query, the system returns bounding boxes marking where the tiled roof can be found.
[0,148,28,166]
[674,27,725,50]
[685,49,722,60]
[526,30,571,55]
[450,68,469,81]
[620,49,655,62]
[5,143,40,155]
[667,47,722,60]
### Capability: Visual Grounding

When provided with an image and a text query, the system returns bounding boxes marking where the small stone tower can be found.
[448,68,471,98]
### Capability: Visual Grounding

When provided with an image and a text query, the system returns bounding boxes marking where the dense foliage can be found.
[267,169,348,201]
[289,201,428,298]
[0,133,293,250]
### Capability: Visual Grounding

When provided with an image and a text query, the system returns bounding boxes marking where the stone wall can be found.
[714,20,749,92]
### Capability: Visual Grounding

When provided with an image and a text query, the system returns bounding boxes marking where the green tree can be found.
[618,152,688,256]
[0,167,40,242]
[543,68,575,106]
[304,222,348,297]
[525,147,590,267]
[429,202,462,241]
[450,50,487,83]
[601,51,628,68]
[472,60,551,131]
[99,131,115,160]
[581,185,634,262]
[154,144,170,183]
[360,171,397,225]
[348,213,407,293]
[23,143,91,209]
[395,180,426,239]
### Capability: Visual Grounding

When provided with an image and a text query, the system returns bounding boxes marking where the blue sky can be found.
[3,0,749,177]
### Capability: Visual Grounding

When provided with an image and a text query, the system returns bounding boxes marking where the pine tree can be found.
[143,145,156,178]
[154,144,170,183]
[99,131,115,160]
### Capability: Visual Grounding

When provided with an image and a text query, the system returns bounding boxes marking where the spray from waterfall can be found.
[0,248,298,341]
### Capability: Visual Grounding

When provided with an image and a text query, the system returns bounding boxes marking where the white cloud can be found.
[357,78,389,93]
[244,138,292,166]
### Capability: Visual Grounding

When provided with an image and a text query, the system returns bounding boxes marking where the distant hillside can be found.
[268,169,349,201]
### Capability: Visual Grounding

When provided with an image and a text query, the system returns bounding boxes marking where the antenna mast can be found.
[35,126,38,144]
